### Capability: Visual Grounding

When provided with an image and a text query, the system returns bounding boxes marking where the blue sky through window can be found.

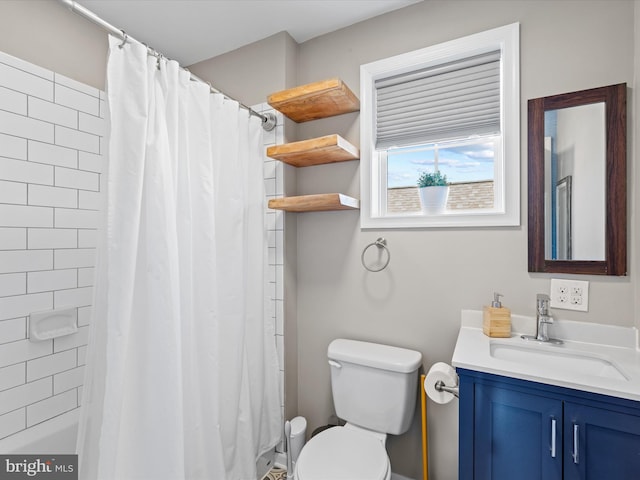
[386,135,498,188]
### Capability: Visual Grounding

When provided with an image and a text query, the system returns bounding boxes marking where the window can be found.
[360,23,520,228]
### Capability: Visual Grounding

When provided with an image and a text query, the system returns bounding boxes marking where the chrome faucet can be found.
[522,294,563,344]
[535,294,553,341]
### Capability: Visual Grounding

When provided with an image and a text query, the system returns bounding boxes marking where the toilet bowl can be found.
[294,425,390,480]
[293,339,422,480]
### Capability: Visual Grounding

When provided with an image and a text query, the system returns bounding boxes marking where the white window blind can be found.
[375,51,501,149]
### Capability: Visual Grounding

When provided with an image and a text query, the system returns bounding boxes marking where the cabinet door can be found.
[474,384,562,480]
[564,402,640,480]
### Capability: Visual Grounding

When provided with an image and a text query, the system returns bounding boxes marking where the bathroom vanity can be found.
[452,310,640,480]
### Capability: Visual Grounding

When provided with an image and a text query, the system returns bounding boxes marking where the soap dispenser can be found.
[483,293,511,338]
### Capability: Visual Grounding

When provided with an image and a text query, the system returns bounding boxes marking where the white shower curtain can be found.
[77,35,282,480]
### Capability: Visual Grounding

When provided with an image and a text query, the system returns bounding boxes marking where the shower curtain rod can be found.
[58,0,277,131]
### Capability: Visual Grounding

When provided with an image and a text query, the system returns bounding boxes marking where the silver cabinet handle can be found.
[572,424,580,464]
[550,418,557,458]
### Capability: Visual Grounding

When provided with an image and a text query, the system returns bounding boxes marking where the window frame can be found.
[360,23,520,229]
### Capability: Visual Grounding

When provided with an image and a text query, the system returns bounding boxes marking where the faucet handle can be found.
[536,293,550,314]
[537,293,550,302]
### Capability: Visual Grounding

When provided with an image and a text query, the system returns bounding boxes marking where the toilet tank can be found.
[328,339,422,435]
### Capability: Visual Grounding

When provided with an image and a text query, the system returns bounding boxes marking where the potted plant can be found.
[417,170,449,214]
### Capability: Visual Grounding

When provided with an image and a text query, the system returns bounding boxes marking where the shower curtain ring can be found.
[118,31,128,49]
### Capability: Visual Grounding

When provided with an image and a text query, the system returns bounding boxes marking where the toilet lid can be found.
[296,427,389,480]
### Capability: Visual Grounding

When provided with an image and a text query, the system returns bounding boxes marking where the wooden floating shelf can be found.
[266,134,359,167]
[268,193,359,212]
[267,78,360,123]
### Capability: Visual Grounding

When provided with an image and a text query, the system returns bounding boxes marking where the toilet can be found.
[294,339,422,480]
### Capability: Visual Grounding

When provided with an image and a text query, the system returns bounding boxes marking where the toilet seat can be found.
[295,426,390,480]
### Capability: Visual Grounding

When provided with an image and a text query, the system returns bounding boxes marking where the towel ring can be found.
[361,238,390,272]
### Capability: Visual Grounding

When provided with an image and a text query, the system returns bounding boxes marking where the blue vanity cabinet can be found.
[458,369,640,480]
[563,402,640,480]
[469,382,562,480]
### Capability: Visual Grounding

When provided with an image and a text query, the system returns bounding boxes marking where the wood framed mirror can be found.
[528,83,627,275]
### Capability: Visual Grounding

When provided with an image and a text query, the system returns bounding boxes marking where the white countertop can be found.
[451,310,640,402]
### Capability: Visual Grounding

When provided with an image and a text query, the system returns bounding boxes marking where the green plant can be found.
[417,170,448,188]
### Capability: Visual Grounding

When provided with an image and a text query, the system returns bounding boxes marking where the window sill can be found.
[361,208,520,229]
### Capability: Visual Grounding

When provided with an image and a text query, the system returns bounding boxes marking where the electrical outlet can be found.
[550,279,589,312]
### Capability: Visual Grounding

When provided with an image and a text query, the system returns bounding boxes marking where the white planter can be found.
[418,186,449,214]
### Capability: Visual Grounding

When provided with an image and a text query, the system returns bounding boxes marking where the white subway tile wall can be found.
[0,52,285,444]
[254,102,286,453]
[0,50,104,440]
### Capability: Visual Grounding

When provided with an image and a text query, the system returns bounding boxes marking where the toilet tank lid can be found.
[328,339,422,373]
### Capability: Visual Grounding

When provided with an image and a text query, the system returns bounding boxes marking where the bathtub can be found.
[0,409,79,454]
[0,408,276,479]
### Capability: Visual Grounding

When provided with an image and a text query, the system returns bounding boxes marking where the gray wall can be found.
[288,2,637,479]
[190,30,299,108]
[0,1,107,90]
[194,3,638,478]
[2,1,637,479]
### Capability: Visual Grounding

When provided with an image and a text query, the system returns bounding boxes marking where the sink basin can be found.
[489,341,629,381]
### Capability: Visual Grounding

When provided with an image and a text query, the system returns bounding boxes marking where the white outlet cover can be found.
[550,279,589,312]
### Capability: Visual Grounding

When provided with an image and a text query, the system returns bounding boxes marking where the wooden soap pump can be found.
[483,292,511,338]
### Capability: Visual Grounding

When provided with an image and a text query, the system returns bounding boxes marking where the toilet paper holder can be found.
[425,362,459,404]
[434,380,459,398]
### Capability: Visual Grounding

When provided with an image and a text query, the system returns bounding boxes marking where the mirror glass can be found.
[528,83,626,276]
[543,103,605,261]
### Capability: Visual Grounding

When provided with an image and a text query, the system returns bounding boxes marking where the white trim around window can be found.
[360,23,520,229]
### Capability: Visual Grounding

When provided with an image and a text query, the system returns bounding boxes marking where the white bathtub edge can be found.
[0,408,80,454]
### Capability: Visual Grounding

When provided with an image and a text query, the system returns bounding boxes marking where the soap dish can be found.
[29,307,78,342]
